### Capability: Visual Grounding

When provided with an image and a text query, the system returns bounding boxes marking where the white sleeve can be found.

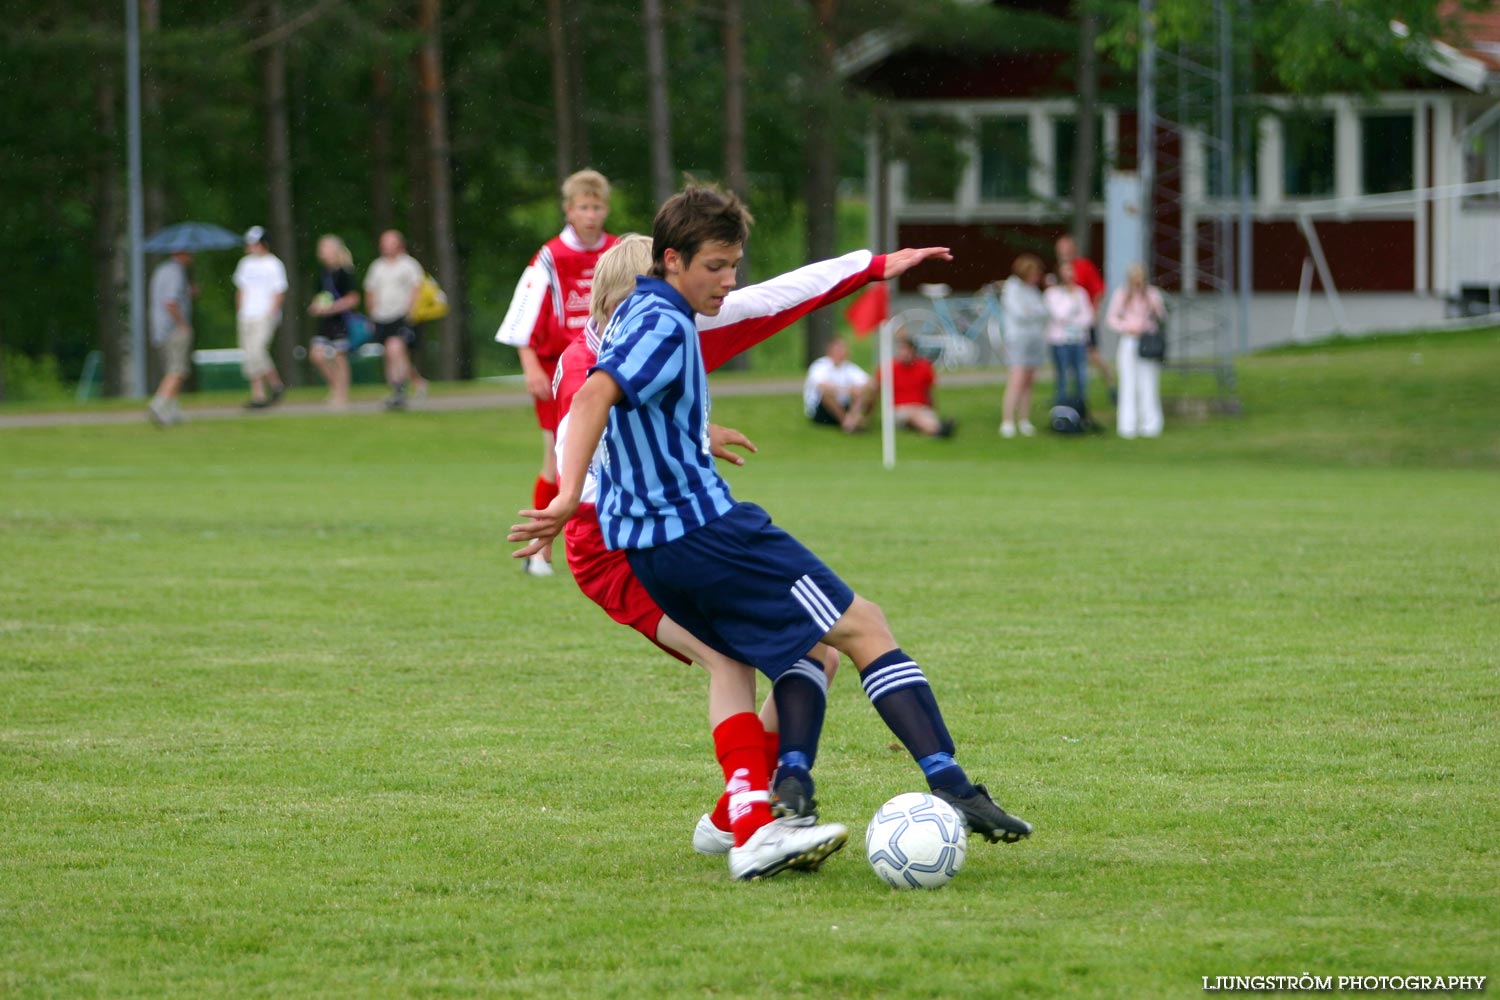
[272,258,288,293]
[699,250,873,331]
[847,362,870,386]
[496,264,546,346]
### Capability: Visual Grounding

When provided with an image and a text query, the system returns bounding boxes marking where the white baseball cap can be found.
[244,225,266,245]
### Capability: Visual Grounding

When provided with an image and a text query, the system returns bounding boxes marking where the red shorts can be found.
[565,504,688,664]
[534,355,560,432]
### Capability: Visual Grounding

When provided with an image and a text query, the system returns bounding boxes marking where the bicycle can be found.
[885,282,1005,370]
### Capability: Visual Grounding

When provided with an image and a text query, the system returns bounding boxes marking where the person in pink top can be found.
[1056,235,1115,401]
[1106,263,1168,438]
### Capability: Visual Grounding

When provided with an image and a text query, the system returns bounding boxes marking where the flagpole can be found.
[880,315,895,470]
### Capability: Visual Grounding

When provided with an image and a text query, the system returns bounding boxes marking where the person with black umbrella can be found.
[147,250,196,426]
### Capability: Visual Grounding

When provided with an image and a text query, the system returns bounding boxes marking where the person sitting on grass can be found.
[870,334,955,438]
[803,336,870,432]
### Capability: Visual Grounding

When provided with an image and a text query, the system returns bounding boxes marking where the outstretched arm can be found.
[509,370,622,556]
[698,246,953,371]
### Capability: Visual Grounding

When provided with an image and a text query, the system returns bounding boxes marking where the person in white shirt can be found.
[999,253,1048,438]
[803,336,871,433]
[1043,261,1093,407]
[232,226,288,409]
[363,229,427,410]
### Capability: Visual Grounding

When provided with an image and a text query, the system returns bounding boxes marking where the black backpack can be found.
[1049,398,1092,435]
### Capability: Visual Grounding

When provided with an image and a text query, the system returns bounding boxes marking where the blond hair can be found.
[590,234,653,327]
[319,234,354,269]
[562,169,611,208]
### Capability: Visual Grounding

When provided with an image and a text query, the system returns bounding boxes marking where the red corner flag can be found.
[844,281,889,338]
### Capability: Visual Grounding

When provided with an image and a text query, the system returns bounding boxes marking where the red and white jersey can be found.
[495,225,620,361]
[553,249,887,505]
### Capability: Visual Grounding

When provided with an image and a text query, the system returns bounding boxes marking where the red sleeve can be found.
[1076,259,1105,305]
[553,340,593,423]
[699,252,886,372]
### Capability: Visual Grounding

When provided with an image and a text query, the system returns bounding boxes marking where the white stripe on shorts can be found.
[790,577,838,632]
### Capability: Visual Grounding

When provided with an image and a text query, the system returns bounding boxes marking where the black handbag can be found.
[1138,329,1166,362]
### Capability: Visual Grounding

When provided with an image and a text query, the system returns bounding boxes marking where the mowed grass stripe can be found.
[2,328,1497,997]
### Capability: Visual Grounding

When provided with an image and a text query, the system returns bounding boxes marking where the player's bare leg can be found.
[524,432,559,576]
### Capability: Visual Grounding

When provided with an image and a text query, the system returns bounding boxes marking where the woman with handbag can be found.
[1106,263,1167,439]
[308,234,362,410]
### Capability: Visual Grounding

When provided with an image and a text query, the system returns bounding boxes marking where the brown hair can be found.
[1012,253,1044,281]
[650,184,754,276]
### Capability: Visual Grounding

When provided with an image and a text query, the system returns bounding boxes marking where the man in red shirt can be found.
[496,170,620,575]
[875,335,955,438]
[1056,235,1116,400]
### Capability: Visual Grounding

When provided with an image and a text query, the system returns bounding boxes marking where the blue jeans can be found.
[1051,343,1088,405]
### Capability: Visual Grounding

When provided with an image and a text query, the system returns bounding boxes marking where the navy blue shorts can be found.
[626,502,854,680]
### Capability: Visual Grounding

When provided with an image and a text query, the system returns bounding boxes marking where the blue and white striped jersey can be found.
[589,276,737,550]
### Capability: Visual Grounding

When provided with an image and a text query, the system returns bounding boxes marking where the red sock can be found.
[713,712,773,847]
[533,476,558,512]
[712,727,782,832]
[763,728,781,779]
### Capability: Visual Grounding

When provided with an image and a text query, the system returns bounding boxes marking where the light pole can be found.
[125,0,146,398]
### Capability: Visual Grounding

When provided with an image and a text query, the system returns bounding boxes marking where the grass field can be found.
[3,328,1498,998]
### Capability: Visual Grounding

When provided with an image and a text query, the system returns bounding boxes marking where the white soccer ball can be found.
[865,792,968,890]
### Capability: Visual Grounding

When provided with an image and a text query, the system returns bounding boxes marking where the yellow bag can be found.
[410,273,449,323]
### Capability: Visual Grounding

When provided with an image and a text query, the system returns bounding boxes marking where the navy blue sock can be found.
[860,648,976,797]
[772,657,828,791]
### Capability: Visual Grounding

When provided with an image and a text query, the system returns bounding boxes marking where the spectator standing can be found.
[147,250,195,426]
[307,234,361,411]
[232,226,288,409]
[803,336,870,432]
[998,253,1047,438]
[364,230,426,411]
[1106,263,1167,439]
[1043,262,1093,407]
[1056,235,1115,400]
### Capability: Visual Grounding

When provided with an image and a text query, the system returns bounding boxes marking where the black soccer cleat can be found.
[934,784,1033,844]
[770,773,819,824]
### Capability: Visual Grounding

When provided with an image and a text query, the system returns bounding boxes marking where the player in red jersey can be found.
[495,170,620,576]
[543,235,954,861]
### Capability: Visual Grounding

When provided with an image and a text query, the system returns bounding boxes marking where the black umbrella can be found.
[141,221,243,253]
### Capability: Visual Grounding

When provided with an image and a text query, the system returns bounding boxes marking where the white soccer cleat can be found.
[523,554,554,577]
[727,817,848,881]
[1019,419,1036,437]
[693,813,735,855]
[998,421,1016,438]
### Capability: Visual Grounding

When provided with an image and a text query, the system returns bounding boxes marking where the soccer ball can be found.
[865,792,968,890]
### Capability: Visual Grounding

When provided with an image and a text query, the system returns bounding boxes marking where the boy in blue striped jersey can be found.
[512,186,1031,879]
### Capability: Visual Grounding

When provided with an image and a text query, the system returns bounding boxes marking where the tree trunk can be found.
[418,0,467,380]
[370,62,395,232]
[566,1,590,168]
[643,0,675,205]
[547,0,575,181]
[803,0,839,365]
[719,0,751,369]
[264,0,301,385]
[1070,3,1099,257]
[93,65,126,397]
[406,62,432,259]
[724,0,747,200]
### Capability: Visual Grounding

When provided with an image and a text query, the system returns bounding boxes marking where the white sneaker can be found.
[999,421,1016,438]
[1019,419,1036,437]
[523,554,554,577]
[693,813,735,855]
[727,817,848,881]
[147,398,168,427]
